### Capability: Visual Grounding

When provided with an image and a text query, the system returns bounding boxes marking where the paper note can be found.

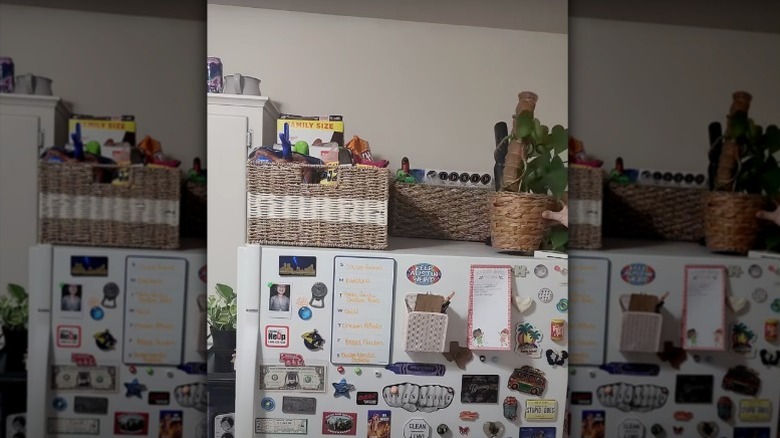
[123,257,187,365]
[467,265,512,350]
[331,257,395,365]
[568,257,610,365]
[682,266,726,351]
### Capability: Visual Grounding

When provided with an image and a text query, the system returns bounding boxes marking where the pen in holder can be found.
[403,293,449,353]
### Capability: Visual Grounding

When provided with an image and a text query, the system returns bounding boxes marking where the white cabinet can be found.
[207,93,279,296]
[0,95,69,295]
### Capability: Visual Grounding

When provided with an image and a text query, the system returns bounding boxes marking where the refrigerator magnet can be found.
[74,396,109,414]
[748,264,763,278]
[620,263,655,285]
[159,411,183,437]
[60,284,84,317]
[70,256,108,277]
[89,306,104,321]
[367,410,391,438]
[94,329,117,351]
[322,412,357,435]
[123,379,147,398]
[310,282,328,308]
[56,325,82,348]
[268,283,292,318]
[279,256,317,276]
[515,322,543,358]
[460,375,499,403]
[264,325,290,348]
[148,391,170,405]
[406,263,442,285]
[101,282,119,308]
[114,412,148,435]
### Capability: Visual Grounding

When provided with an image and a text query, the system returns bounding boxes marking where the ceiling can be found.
[1,0,778,35]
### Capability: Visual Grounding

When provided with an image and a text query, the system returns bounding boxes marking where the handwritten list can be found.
[568,257,610,366]
[331,257,395,365]
[123,257,187,365]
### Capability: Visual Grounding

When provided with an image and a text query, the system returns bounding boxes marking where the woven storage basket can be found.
[569,166,603,249]
[39,162,180,249]
[389,182,492,242]
[703,191,764,254]
[246,162,390,249]
[490,192,556,254]
[603,182,705,241]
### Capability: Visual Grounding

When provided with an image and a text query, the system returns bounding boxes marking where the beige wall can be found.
[207,4,568,175]
[0,4,206,168]
[570,17,780,175]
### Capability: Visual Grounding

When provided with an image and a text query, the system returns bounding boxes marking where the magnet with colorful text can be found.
[265,325,290,348]
[301,329,325,350]
[621,263,655,285]
[514,322,543,358]
[503,396,518,420]
[71,353,97,366]
[280,353,305,367]
[367,410,391,438]
[94,329,117,351]
[115,411,148,435]
[730,323,757,357]
[102,282,119,308]
[57,325,82,348]
[717,396,733,421]
[149,391,170,405]
[406,263,442,285]
[722,365,760,396]
[159,410,182,435]
[321,412,357,435]
[508,366,547,396]
[525,400,558,421]
[519,427,556,438]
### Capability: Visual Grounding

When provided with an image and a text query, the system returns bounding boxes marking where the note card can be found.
[682,265,727,351]
[467,265,512,351]
[123,256,188,365]
[331,257,396,365]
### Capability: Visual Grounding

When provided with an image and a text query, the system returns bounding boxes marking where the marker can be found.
[599,362,660,376]
[441,292,455,313]
[385,362,446,377]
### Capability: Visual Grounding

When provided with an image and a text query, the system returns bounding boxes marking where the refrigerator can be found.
[234,239,570,438]
[27,244,208,438]
[568,239,780,438]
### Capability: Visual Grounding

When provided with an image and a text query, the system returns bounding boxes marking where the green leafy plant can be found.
[0,284,29,330]
[207,283,237,331]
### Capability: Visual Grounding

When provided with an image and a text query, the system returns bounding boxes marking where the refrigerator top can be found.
[571,237,775,261]
[248,237,555,260]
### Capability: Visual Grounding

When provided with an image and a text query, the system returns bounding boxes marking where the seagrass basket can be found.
[703,191,764,254]
[246,162,390,249]
[603,182,705,241]
[389,182,492,242]
[490,192,557,253]
[568,166,603,249]
[39,162,180,248]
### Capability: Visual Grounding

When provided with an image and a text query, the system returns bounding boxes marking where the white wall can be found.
[207,4,568,175]
[570,17,780,175]
[0,4,206,168]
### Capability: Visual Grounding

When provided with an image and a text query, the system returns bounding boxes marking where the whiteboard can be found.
[568,257,610,366]
[123,256,188,365]
[331,256,396,365]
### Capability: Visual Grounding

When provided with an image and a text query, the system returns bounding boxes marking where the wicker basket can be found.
[490,192,556,254]
[569,166,603,249]
[389,182,492,242]
[246,162,390,249]
[703,191,764,254]
[39,162,180,249]
[603,182,706,241]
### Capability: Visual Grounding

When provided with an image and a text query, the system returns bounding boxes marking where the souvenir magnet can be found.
[738,399,772,422]
[70,255,108,276]
[524,400,558,421]
[56,325,82,348]
[382,383,454,412]
[507,366,546,396]
[482,421,504,438]
[309,282,328,308]
[279,256,316,276]
[74,396,109,414]
[620,263,655,285]
[442,341,473,370]
[461,375,499,403]
[301,329,325,350]
[254,418,308,435]
[356,391,378,405]
[674,375,713,403]
[534,264,548,278]
[258,364,326,392]
[68,354,97,369]
[673,411,693,421]
[721,365,760,396]
[519,427,556,438]
[717,396,733,421]
[174,382,207,411]
[280,353,305,366]
[406,263,442,285]
[367,410,391,438]
[159,411,183,436]
[596,383,669,411]
[570,391,593,405]
[730,323,757,356]
[331,378,355,399]
[514,323,543,358]
[148,391,170,405]
[94,329,117,350]
[115,412,149,435]
[102,282,119,308]
[550,319,564,340]
[403,419,432,438]
[765,319,778,342]
[503,397,518,420]
[657,341,687,369]
[580,411,604,435]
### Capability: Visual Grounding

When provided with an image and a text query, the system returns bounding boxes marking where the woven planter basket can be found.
[38,162,180,249]
[569,166,603,249]
[703,191,764,254]
[490,192,556,254]
[389,182,492,242]
[603,182,706,241]
[246,162,390,249]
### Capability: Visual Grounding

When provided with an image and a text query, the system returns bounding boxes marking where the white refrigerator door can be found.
[237,242,570,438]
[569,248,780,438]
[30,245,207,438]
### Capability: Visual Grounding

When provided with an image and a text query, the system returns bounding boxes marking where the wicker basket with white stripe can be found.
[246,162,390,249]
[38,162,180,249]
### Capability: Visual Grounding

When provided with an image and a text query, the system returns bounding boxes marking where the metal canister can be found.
[551,319,565,341]
[207,56,223,93]
[0,57,14,93]
[766,319,778,342]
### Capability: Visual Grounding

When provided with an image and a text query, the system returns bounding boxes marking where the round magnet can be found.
[52,396,67,411]
[436,424,450,435]
[129,365,137,374]
[260,397,275,411]
[537,288,553,303]
[748,264,763,278]
[479,355,486,363]
[534,264,548,278]
[374,370,381,378]
[354,367,362,376]
[752,288,768,303]
[90,306,104,321]
[167,371,174,378]
[102,282,120,308]
[337,366,345,374]
[556,298,569,312]
[146,367,154,376]
[772,298,780,313]
[298,306,313,320]
[310,282,328,308]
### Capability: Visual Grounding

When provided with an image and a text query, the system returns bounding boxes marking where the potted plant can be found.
[705,91,780,254]
[492,91,569,253]
[207,283,237,352]
[0,284,29,372]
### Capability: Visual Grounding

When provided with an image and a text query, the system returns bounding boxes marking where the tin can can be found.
[0,57,14,93]
[766,319,778,342]
[551,319,565,341]
[207,56,223,93]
